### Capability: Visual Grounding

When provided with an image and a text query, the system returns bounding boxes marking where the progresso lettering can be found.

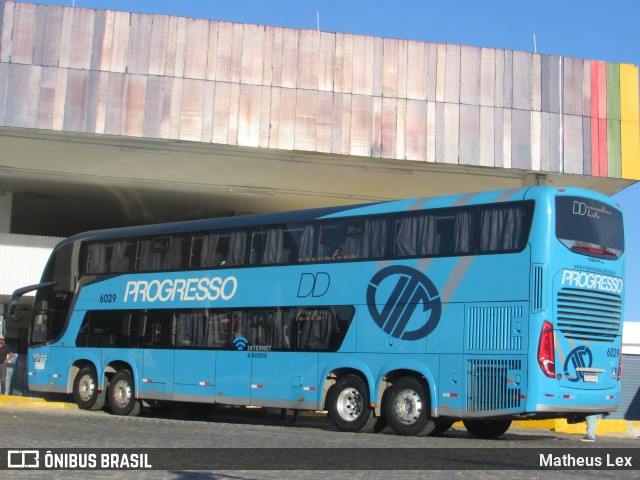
[561,270,623,294]
[124,277,238,303]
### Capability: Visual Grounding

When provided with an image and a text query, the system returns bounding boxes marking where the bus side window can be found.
[137,236,188,271]
[142,310,173,348]
[295,307,337,351]
[478,203,532,253]
[76,313,89,347]
[175,310,231,348]
[395,208,474,257]
[317,218,388,262]
[86,241,133,274]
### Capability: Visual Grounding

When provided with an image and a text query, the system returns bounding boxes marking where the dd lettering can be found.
[297,272,330,298]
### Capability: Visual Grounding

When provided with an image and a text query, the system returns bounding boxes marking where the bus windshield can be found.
[555,196,624,259]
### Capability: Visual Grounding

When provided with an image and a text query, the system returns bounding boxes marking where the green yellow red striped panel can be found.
[591,61,640,180]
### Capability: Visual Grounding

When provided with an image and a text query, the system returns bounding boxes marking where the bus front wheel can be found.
[73,366,106,411]
[327,375,377,433]
[463,419,512,439]
[108,370,141,417]
[384,376,435,436]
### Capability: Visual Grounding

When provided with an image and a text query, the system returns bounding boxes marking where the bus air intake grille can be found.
[466,306,523,352]
[467,359,522,413]
[531,264,546,312]
[556,288,622,343]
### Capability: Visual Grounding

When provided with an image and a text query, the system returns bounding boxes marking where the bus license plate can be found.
[583,374,598,383]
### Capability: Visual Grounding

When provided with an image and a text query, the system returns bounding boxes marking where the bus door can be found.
[248,308,322,408]
[215,351,252,405]
[250,352,319,408]
[140,310,174,400]
[172,310,224,401]
[214,310,252,405]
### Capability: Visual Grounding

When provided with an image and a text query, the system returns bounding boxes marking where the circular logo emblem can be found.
[366,265,442,340]
[563,345,593,382]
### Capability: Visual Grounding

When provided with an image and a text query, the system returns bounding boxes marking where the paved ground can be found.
[0,401,638,480]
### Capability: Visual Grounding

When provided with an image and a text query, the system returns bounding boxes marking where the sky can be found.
[13,0,640,322]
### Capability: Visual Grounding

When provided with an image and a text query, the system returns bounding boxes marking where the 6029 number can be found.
[99,294,117,303]
[607,348,620,358]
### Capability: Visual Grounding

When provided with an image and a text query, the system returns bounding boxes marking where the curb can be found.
[0,395,78,410]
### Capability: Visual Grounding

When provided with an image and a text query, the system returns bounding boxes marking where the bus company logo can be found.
[233,336,249,351]
[366,265,442,341]
[124,276,238,303]
[561,270,623,294]
[563,345,593,382]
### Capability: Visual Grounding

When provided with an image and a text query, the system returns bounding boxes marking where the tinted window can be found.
[395,208,476,257]
[190,231,247,268]
[76,310,140,348]
[250,224,316,265]
[137,235,189,271]
[294,306,354,351]
[86,241,134,274]
[556,196,624,258]
[317,218,389,261]
[73,305,354,352]
[175,310,231,348]
[478,202,533,253]
[141,310,174,348]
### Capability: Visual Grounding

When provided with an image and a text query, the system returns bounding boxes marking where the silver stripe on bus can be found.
[494,188,521,203]
[439,256,474,304]
[408,197,433,211]
[453,192,477,206]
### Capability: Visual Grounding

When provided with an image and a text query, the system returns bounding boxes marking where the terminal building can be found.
[0,1,638,421]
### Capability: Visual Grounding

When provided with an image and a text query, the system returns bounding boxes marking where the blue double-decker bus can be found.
[10,186,625,438]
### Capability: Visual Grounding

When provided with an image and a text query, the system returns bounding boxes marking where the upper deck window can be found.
[136,235,189,271]
[478,203,533,253]
[394,208,476,257]
[190,230,247,268]
[86,240,134,274]
[556,196,624,259]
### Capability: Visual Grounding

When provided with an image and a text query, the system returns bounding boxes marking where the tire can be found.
[431,419,455,436]
[463,419,512,439]
[327,375,377,433]
[108,370,141,416]
[384,376,435,436]
[73,366,106,411]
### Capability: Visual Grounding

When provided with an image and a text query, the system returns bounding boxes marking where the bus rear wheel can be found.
[327,375,377,433]
[108,370,141,417]
[463,419,512,439]
[73,366,106,411]
[384,376,435,436]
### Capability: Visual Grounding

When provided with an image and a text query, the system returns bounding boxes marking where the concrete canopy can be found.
[0,2,638,237]
[0,128,633,237]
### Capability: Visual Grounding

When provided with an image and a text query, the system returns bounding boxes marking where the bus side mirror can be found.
[7,280,57,319]
[7,297,18,319]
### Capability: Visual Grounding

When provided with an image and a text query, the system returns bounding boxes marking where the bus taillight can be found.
[618,356,622,381]
[537,321,555,378]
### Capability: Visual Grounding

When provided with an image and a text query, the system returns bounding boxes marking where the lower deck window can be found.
[75,305,354,352]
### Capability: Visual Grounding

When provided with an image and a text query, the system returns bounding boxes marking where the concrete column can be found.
[0,193,12,233]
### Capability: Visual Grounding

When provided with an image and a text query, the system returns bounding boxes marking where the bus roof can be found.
[62,186,612,246]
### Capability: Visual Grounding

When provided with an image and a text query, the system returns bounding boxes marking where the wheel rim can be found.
[336,387,364,422]
[392,388,423,426]
[112,379,132,409]
[78,374,96,402]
